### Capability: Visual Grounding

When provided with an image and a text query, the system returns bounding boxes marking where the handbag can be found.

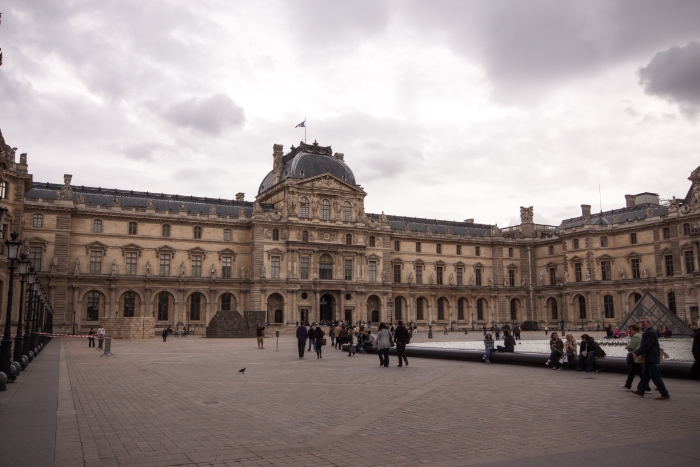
[581,350,587,357]
[321,338,327,346]
[389,335,395,348]
[633,354,645,364]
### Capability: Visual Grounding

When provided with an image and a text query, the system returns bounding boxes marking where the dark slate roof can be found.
[368,214,493,237]
[560,203,668,229]
[258,141,356,194]
[25,182,272,217]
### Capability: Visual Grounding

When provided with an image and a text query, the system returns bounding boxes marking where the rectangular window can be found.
[665,255,674,276]
[162,224,170,237]
[416,265,423,284]
[456,245,461,255]
[508,269,515,287]
[630,233,637,244]
[631,259,640,279]
[575,263,582,282]
[32,214,43,228]
[416,242,421,253]
[191,255,202,277]
[457,267,463,286]
[436,243,442,254]
[224,229,232,241]
[93,219,103,233]
[300,257,309,279]
[29,246,42,271]
[416,298,424,321]
[344,259,353,280]
[125,252,137,275]
[475,246,481,256]
[222,257,232,278]
[159,254,170,276]
[600,236,608,247]
[685,251,695,274]
[508,247,513,258]
[394,264,401,283]
[475,268,482,286]
[123,293,135,318]
[601,261,611,281]
[158,293,169,321]
[394,241,400,251]
[573,238,579,249]
[548,245,554,255]
[663,227,670,239]
[369,261,376,282]
[89,250,102,274]
[604,295,615,319]
[369,236,375,247]
[128,222,137,235]
[271,256,280,278]
[436,266,443,285]
[549,267,556,285]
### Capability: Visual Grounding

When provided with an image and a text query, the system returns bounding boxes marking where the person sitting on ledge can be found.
[546,332,564,370]
[496,329,516,353]
[663,327,672,338]
[613,327,621,338]
[483,333,495,363]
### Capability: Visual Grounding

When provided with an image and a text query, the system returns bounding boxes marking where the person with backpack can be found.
[307,325,315,351]
[394,320,410,367]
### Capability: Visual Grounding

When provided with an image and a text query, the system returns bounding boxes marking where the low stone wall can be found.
[206,310,267,338]
[101,317,155,339]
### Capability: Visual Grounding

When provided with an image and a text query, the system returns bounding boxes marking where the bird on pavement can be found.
[238,368,246,374]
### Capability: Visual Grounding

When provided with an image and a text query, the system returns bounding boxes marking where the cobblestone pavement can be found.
[52,334,700,467]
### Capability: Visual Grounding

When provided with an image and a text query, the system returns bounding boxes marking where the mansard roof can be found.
[560,203,669,229]
[369,213,494,238]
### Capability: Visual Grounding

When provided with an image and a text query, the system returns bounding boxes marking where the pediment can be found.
[84,241,109,254]
[473,262,484,269]
[26,236,49,251]
[218,248,237,261]
[545,261,558,269]
[453,261,466,268]
[569,255,584,263]
[155,245,176,257]
[296,174,365,194]
[661,247,673,255]
[680,242,693,250]
[595,253,614,264]
[266,247,285,260]
[121,243,143,257]
[187,246,208,260]
[366,253,382,262]
[413,259,426,266]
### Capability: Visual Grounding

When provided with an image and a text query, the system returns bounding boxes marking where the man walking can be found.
[631,316,670,400]
[688,328,700,380]
[513,324,521,341]
[307,325,315,351]
[334,324,342,349]
[97,325,105,350]
[256,324,264,349]
[296,322,308,358]
[395,320,410,367]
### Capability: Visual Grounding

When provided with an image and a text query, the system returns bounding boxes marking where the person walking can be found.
[256,324,264,349]
[483,333,495,363]
[329,324,336,348]
[688,328,700,380]
[307,325,315,351]
[496,329,515,353]
[376,323,392,367]
[631,317,670,400]
[544,325,549,336]
[622,324,651,392]
[97,325,105,350]
[494,325,501,341]
[88,328,96,348]
[443,325,448,335]
[483,324,487,336]
[334,325,343,349]
[395,320,410,367]
[513,324,521,341]
[546,332,564,370]
[162,328,168,342]
[314,326,324,359]
[296,322,308,358]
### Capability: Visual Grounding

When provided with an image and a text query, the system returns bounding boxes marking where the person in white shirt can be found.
[97,326,106,350]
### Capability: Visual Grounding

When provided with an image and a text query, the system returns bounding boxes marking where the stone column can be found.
[109,285,117,318]
[339,291,345,322]
[315,290,320,322]
[71,285,80,329]
[207,289,216,326]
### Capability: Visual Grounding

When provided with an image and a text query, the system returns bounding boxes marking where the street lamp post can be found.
[30,281,41,352]
[13,254,30,367]
[471,312,474,331]
[72,310,76,335]
[1,232,22,381]
[22,269,35,359]
[491,312,494,331]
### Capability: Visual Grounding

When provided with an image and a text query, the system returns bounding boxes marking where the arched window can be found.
[272,229,279,241]
[32,214,43,228]
[394,297,402,321]
[157,292,169,320]
[371,310,379,323]
[343,201,352,221]
[603,295,614,319]
[437,298,445,320]
[319,254,333,279]
[221,293,232,311]
[346,233,352,245]
[477,299,484,320]
[668,291,677,314]
[123,292,136,317]
[321,199,330,220]
[162,224,170,237]
[299,197,309,218]
[194,226,202,239]
[578,296,586,319]
[274,309,283,323]
[93,219,103,233]
[549,298,558,319]
[190,293,202,321]
[369,236,375,247]
[458,298,466,320]
[87,291,100,321]
[128,221,137,235]
[510,299,517,321]
[302,230,309,243]
[416,297,424,321]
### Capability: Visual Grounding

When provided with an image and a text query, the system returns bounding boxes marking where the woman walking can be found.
[622,324,651,392]
[314,326,324,359]
[376,323,392,367]
[483,333,495,363]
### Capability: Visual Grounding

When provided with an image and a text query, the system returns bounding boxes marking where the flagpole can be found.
[305,116,307,144]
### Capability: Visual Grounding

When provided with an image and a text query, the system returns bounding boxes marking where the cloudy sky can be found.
[2,0,699,227]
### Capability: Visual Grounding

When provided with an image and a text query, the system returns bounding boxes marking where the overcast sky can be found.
[2,0,699,227]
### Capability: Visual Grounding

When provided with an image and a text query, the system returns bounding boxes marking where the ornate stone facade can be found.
[1,137,699,335]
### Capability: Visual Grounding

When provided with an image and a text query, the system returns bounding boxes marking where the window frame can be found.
[223,229,232,241]
[87,291,100,321]
[603,295,614,319]
[299,197,309,218]
[600,236,608,247]
[319,254,333,280]
[128,221,137,235]
[157,292,169,320]
[416,242,421,253]
[475,246,481,257]
[394,240,400,252]
[684,250,695,274]
[345,233,352,245]
[456,245,461,255]
[125,251,137,275]
[369,236,375,247]
[191,255,202,277]
[270,256,280,278]
[194,226,202,239]
[343,201,352,221]
[631,258,640,279]
[436,243,442,254]
[190,293,201,321]
[162,224,171,237]
[272,229,279,241]
[665,255,674,276]
[344,259,353,281]
[601,261,611,281]
[416,265,423,284]
[630,233,637,245]
[300,256,310,279]
[222,256,232,278]
[662,227,670,240]
[436,266,443,285]
[123,292,136,317]
[93,219,103,233]
[32,213,43,228]
[321,199,330,220]
[369,261,376,282]
[159,254,170,276]
[89,250,103,274]
[393,264,401,283]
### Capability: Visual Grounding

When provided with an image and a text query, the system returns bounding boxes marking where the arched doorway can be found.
[267,293,284,324]
[367,295,380,323]
[320,293,335,322]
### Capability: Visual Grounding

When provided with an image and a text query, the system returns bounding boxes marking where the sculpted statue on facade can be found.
[488,276,493,286]
[113,196,121,207]
[430,273,435,285]
[381,270,387,282]
[260,262,266,277]
[311,197,319,216]
[503,277,508,287]
[469,274,475,285]
[74,258,80,274]
[111,260,118,275]
[539,274,544,285]
[179,262,186,277]
[564,270,569,282]
[145,261,151,276]
[520,206,534,224]
[209,205,217,215]
[146,199,154,210]
[238,208,246,218]
[619,267,625,279]
[179,203,186,212]
[408,271,413,283]
[56,174,74,200]
[240,266,246,280]
[643,266,648,278]
[380,211,387,224]
[586,269,591,281]
[450,273,455,285]
[77,193,85,204]
[50,256,58,273]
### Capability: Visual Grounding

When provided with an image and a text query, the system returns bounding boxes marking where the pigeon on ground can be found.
[238,368,246,374]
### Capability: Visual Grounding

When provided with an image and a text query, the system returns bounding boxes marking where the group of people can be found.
[483,323,522,341]
[482,329,516,363]
[295,323,325,358]
[87,326,105,349]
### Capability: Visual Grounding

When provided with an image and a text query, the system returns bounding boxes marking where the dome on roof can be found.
[258,141,356,195]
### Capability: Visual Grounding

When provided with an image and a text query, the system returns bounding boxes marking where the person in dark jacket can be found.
[338,326,348,350]
[307,326,315,351]
[546,332,565,370]
[296,323,308,358]
[632,317,670,400]
[576,334,604,372]
[394,320,410,367]
[314,326,324,359]
[688,328,700,380]
[513,325,521,341]
[496,330,515,352]
[162,328,168,342]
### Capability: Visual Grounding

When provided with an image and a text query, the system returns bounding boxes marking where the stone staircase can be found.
[206,310,266,338]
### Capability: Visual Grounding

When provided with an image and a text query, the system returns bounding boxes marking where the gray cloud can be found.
[638,41,700,117]
[161,94,245,135]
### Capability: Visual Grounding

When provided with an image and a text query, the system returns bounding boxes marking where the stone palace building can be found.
[1,129,699,336]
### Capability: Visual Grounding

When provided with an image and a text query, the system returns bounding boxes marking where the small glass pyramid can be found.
[618,292,693,336]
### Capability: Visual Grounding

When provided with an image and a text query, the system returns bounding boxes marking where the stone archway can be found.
[367,295,381,323]
[267,293,284,324]
[319,293,336,322]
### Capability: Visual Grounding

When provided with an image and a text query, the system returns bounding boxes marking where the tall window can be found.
[300,257,309,279]
[89,250,102,274]
[578,296,586,319]
[344,259,353,280]
[321,199,330,220]
[224,229,231,241]
[665,255,674,276]
[0,181,6,199]
[436,243,442,254]
[456,245,461,255]
[271,256,280,278]
[416,265,423,284]
[550,298,558,319]
[508,247,513,258]
[575,263,582,282]
[157,292,169,320]
[475,246,481,256]
[274,309,283,324]
[87,292,100,321]
[221,293,232,311]
[475,268,482,286]
[222,257,232,278]
[601,261,611,281]
[190,293,201,321]
[394,264,401,283]
[191,255,202,277]
[600,236,608,247]
[345,234,352,245]
[319,254,333,279]
[603,295,614,319]
[457,298,465,320]
[437,298,445,320]
[369,236,375,247]
[634,293,641,303]
[128,222,137,235]
[416,242,421,253]
[436,266,443,285]
[548,245,554,255]
[194,226,202,239]
[93,219,103,233]
[272,229,279,241]
[477,298,484,320]
[29,246,42,271]
[394,240,400,252]
[299,197,309,218]
[668,292,677,314]
[662,227,670,239]
[631,258,640,279]
[394,297,402,321]
[416,297,424,321]
[685,250,695,274]
[302,230,309,242]
[162,224,170,237]
[683,223,691,235]
[125,252,137,275]
[123,292,136,317]
[549,267,556,285]
[457,267,463,286]
[573,238,579,249]
[369,261,376,282]
[159,254,170,276]
[32,214,43,228]
[510,299,517,320]
[630,233,637,244]
[508,269,515,287]
[343,201,352,221]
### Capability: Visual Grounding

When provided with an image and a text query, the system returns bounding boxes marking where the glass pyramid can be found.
[618,292,693,336]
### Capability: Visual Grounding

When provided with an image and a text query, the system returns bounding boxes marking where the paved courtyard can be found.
[1,333,699,467]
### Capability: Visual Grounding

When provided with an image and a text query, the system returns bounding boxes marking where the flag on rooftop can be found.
[295,120,305,128]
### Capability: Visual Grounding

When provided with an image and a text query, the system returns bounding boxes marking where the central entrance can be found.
[320,293,336,322]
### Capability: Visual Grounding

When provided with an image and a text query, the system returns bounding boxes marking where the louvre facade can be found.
[1,132,700,336]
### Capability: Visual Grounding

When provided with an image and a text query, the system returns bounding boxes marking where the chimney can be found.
[235,192,245,201]
[464,218,474,224]
[581,204,591,217]
[625,194,636,207]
